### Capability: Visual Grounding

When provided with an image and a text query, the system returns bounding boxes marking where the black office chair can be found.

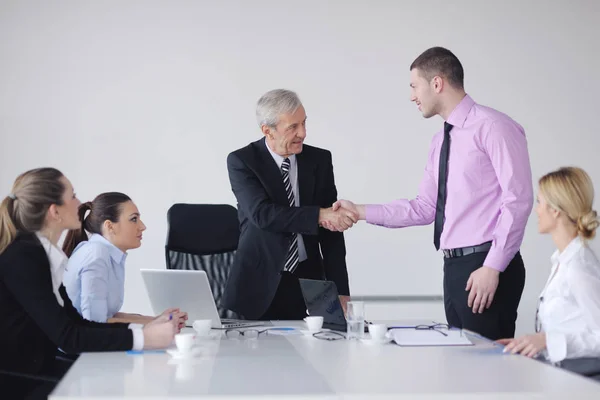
[165,203,241,319]
[559,357,600,382]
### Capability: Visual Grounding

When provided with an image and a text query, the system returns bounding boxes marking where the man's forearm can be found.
[364,198,435,228]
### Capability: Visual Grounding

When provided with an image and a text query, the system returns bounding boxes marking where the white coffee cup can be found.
[174,333,196,353]
[304,316,324,332]
[368,323,388,341]
[192,319,212,336]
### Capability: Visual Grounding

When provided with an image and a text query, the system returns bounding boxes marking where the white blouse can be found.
[36,232,68,306]
[538,236,600,363]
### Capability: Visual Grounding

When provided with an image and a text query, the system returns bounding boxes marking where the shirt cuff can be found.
[365,204,385,225]
[545,331,567,363]
[128,323,144,330]
[482,248,510,272]
[130,327,144,351]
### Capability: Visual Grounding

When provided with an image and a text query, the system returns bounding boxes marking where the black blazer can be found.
[0,233,133,375]
[223,138,349,319]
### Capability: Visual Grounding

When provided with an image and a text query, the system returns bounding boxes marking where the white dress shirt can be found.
[35,232,144,351]
[265,140,308,263]
[538,236,600,363]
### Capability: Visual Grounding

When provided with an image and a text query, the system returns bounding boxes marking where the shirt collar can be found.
[35,232,68,264]
[446,94,475,129]
[35,232,68,306]
[89,233,127,265]
[264,139,296,170]
[551,236,584,265]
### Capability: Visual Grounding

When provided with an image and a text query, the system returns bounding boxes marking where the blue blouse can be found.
[63,234,127,322]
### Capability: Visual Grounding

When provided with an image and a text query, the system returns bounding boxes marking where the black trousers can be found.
[260,258,323,321]
[443,250,525,340]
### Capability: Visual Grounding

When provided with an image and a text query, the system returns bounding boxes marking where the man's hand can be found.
[319,207,358,232]
[498,333,547,358]
[466,266,499,313]
[332,199,366,221]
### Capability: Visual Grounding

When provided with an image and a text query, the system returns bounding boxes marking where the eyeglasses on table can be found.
[312,330,346,341]
[224,328,271,339]
[224,327,349,341]
[389,323,452,336]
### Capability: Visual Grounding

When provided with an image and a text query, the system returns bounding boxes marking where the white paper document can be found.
[391,328,473,346]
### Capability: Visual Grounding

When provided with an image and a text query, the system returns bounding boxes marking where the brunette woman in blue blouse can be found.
[62,192,186,326]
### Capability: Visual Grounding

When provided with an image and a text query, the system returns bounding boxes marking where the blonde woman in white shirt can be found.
[498,166,600,369]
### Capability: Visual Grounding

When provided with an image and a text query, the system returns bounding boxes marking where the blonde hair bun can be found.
[577,210,599,240]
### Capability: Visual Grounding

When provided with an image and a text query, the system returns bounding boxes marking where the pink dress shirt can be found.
[365,95,533,272]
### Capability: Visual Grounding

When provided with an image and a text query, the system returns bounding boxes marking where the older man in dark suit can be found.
[223,89,356,320]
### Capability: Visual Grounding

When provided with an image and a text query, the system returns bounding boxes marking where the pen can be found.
[127,350,166,355]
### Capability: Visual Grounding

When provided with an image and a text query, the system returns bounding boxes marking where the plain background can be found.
[1,0,598,335]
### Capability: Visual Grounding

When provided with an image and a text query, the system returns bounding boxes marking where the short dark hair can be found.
[62,192,131,256]
[410,47,464,89]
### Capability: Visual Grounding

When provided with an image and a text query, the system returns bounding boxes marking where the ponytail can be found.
[0,168,65,255]
[0,196,17,255]
[62,202,92,257]
[62,192,132,256]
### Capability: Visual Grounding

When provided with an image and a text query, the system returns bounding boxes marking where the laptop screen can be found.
[299,279,346,326]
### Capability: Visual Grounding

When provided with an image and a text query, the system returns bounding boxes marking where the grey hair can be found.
[256,89,302,128]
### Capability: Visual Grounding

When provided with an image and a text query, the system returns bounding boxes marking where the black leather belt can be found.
[442,241,492,258]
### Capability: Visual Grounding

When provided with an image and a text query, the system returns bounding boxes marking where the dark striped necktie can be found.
[281,158,299,273]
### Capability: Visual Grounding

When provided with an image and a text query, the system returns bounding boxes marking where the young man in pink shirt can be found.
[326,47,533,340]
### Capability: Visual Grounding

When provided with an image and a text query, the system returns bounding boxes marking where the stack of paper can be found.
[390,328,473,346]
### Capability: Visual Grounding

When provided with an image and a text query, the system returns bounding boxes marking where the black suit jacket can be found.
[223,138,349,319]
[0,233,133,375]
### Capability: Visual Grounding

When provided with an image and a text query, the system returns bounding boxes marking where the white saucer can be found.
[167,347,203,359]
[167,357,205,366]
[360,336,393,345]
[195,332,220,340]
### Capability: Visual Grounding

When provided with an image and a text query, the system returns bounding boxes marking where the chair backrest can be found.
[165,204,241,319]
[560,357,600,381]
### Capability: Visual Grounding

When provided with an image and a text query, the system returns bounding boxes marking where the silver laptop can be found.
[140,269,264,329]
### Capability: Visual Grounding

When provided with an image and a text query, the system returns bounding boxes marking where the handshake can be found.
[318,199,364,232]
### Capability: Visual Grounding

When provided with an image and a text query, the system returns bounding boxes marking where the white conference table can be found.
[50,320,600,399]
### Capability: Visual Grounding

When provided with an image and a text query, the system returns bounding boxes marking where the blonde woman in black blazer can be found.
[0,168,182,395]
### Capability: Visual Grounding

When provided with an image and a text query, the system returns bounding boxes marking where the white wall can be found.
[1,0,599,335]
